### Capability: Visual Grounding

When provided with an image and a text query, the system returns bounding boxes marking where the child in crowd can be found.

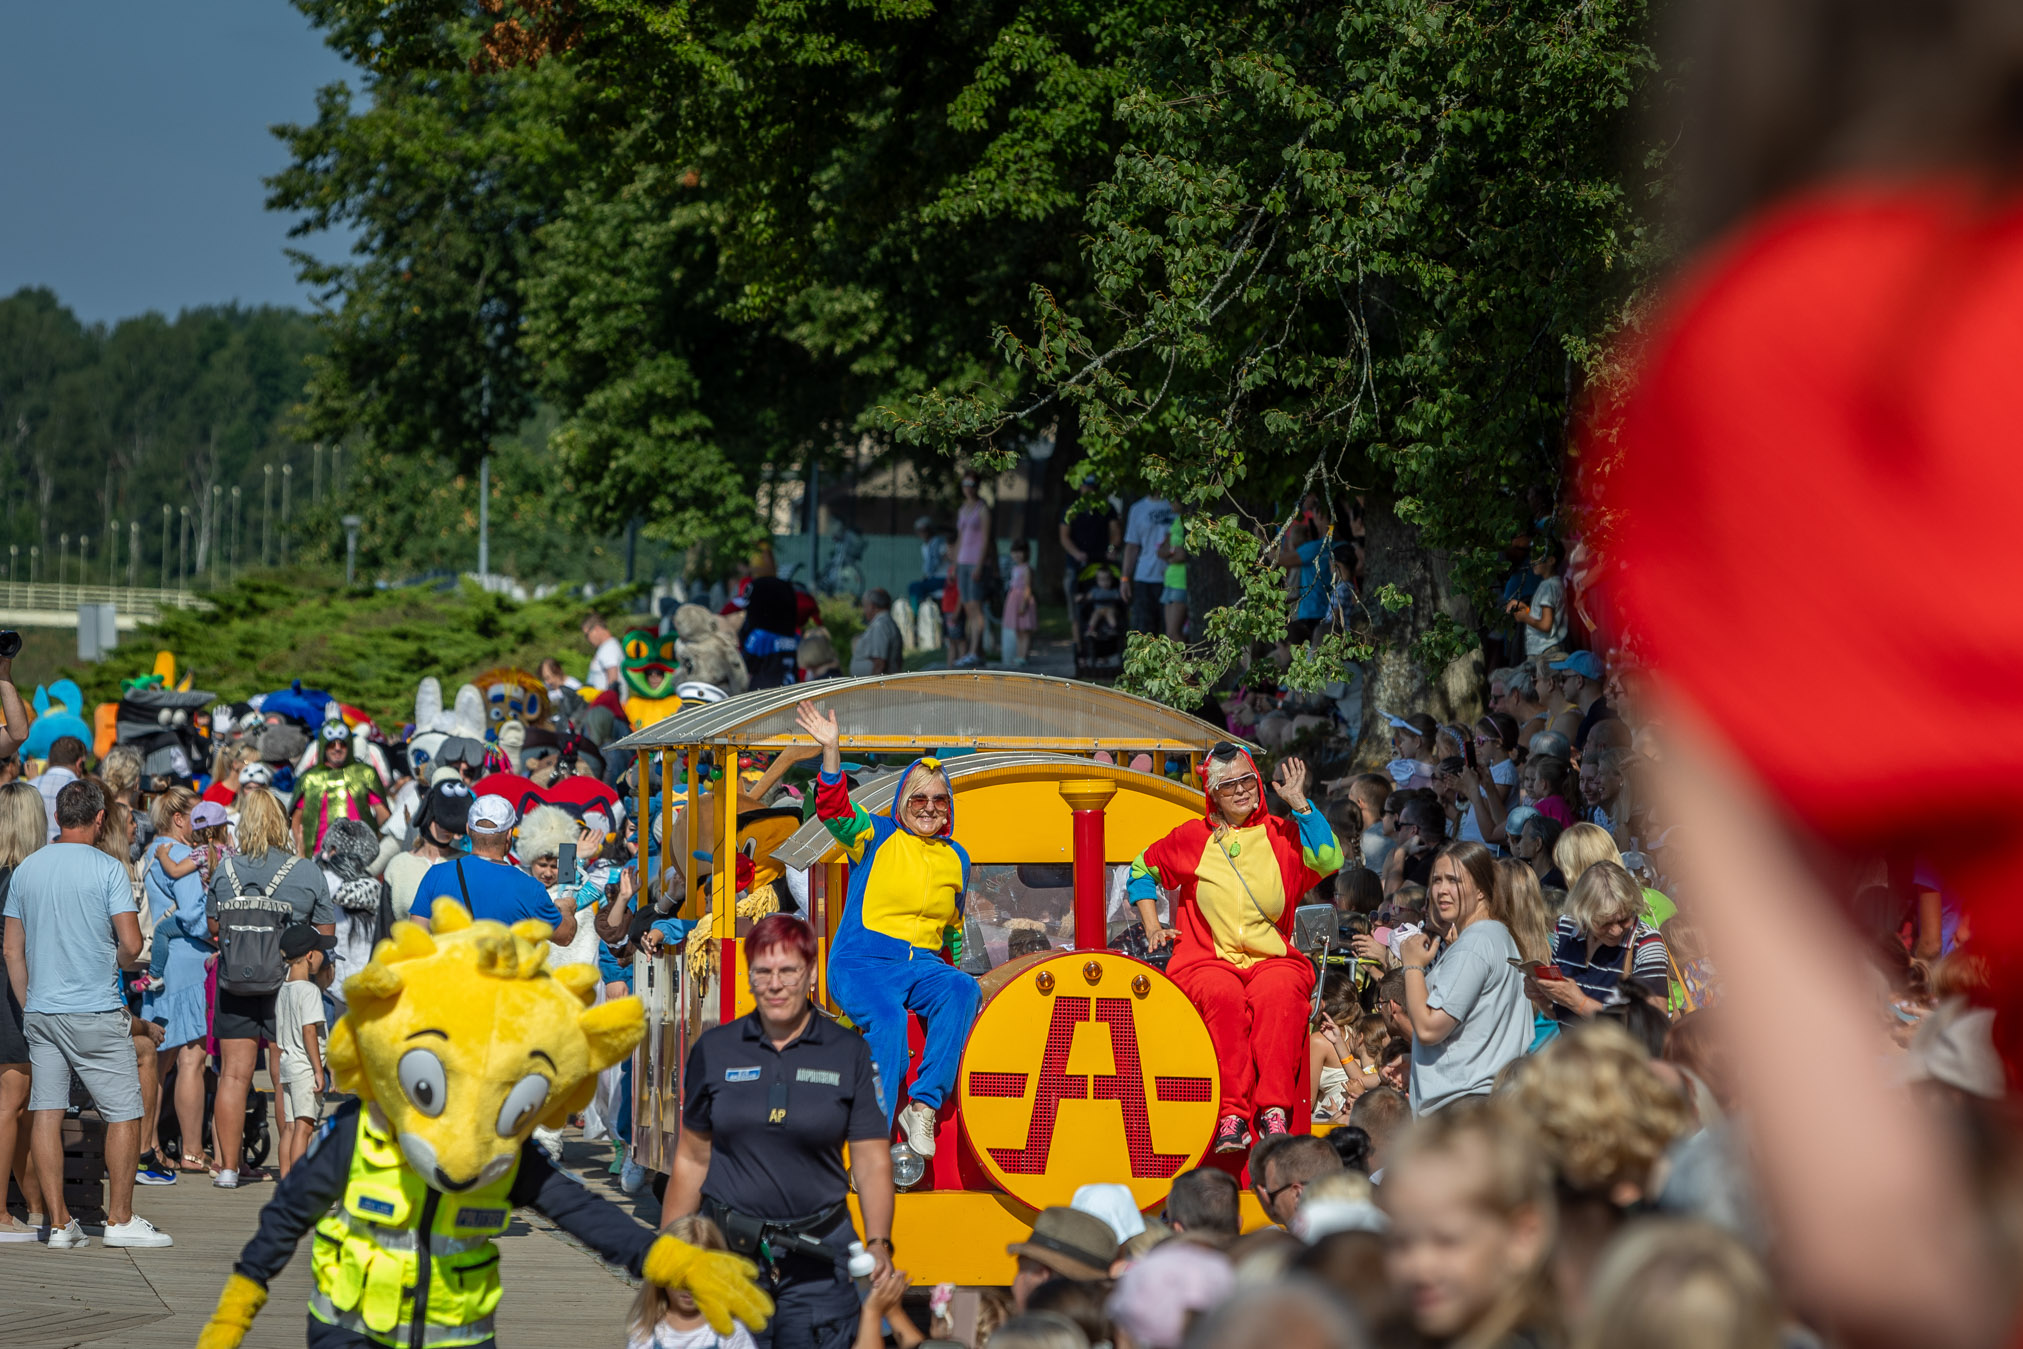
[1311,978,1358,1121]
[190,800,235,884]
[1380,1100,1554,1347]
[1083,564,1123,643]
[1002,540,1037,667]
[629,1215,759,1349]
[274,923,335,1178]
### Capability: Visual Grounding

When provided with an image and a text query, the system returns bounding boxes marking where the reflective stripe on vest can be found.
[312,1110,520,1337]
[334,1207,497,1256]
[309,1289,498,1348]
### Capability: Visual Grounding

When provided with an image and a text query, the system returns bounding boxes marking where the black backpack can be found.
[214,857,302,995]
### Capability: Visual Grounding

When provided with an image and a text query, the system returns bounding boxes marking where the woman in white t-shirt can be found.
[1398,840,1533,1113]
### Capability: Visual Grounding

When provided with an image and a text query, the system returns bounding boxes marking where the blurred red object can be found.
[1599,180,2023,1065]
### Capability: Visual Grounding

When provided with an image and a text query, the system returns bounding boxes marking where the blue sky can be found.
[0,3,357,324]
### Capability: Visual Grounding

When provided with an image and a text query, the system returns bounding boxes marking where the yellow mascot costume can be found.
[197,900,771,1349]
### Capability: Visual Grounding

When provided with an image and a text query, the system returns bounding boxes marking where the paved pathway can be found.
[0,1130,656,1349]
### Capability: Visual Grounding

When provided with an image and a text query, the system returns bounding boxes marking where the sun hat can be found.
[1005,1206,1119,1281]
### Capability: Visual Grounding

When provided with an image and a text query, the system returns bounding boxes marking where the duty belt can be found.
[309,1290,496,1347]
[702,1196,849,1266]
[336,1209,495,1256]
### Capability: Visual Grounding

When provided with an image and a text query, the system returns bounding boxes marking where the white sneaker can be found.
[46,1219,89,1249]
[898,1101,938,1158]
[212,1169,240,1189]
[103,1215,173,1248]
[620,1160,648,1194]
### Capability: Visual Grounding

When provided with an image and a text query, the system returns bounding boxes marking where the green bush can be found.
[67,573,648,726]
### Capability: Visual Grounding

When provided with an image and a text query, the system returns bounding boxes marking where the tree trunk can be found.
[1356,494,1486,766]
[1033,408,1079,604]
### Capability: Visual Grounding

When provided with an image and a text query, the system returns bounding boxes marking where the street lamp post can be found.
[231,486,242,582]
[129,519,139,592]
[58,534,68,599]
[477,454,490,578]
[263,465,273,567]
[343,515,363,586]
[281,463,292,565]
[180,507,190,589]
[160,505,170,591]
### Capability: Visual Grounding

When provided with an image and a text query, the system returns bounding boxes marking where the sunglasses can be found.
[906,794,953,814]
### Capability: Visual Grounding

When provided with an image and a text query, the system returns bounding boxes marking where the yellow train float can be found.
[613,672,1306,1283]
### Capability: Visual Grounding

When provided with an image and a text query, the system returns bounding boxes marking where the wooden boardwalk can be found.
[0,1131,659,1349]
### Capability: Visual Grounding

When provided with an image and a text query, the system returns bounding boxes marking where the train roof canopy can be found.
[610,670,1230,756]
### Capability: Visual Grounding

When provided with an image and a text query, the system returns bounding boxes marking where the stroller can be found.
[1071,564,1126,679]
[157,1059,272,1172]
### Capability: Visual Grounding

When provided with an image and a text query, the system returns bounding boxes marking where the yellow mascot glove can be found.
[196,1273,268,1349]
[644,1234,775,1335]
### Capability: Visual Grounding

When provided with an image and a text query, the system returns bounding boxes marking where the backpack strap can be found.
[220,857,241,895]
[269,856,301,892]
[455,857,472,909]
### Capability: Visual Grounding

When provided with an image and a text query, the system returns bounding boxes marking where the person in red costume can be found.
[1592,3,2023,1344]
[1127,743,1344,1154]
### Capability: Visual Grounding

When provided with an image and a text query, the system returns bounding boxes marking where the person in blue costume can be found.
[793,700,980,1161]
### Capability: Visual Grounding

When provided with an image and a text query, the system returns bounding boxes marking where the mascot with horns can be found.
[197,899,771,1349]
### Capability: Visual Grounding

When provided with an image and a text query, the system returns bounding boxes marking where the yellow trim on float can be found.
[850,1192,1279,1286]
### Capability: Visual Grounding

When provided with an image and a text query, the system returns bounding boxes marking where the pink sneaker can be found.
[1212,1114,1252,1154]
[1258,1108,1290,1138]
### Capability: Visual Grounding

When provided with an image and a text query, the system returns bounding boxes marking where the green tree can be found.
[902,0,1658,733]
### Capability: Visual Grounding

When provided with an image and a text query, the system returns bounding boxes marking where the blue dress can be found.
[139,841,211,1051]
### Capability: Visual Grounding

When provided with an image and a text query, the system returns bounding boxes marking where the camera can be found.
[0,631,21,660]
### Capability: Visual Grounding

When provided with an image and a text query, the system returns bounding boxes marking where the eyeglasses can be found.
[906,794,953,814]
[750,968,809,988]
[1258,1177,1304,1206]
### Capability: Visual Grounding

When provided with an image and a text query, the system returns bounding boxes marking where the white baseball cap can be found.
[468,794,517,835]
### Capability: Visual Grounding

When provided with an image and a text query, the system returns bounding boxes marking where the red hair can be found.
[746,914,818,967]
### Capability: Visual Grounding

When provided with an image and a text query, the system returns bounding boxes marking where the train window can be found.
[960,864,1074,973]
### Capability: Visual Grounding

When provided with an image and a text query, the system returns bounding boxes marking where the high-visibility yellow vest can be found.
[309,1111,519,1347]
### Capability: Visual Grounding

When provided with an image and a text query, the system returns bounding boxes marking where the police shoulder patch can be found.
[795,1068,841,1086]
[725,1066,762,1082]
[358,1195,397,1217]
[456,1207,507,1229]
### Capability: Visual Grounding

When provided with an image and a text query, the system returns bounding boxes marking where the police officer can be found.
[664,914,896,1349]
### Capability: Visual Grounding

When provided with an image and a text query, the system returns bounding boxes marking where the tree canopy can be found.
[276,0,1661,715]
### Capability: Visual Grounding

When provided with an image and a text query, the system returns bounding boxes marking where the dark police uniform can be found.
[683,1009,886,1349]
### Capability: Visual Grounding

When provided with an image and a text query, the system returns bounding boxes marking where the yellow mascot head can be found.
[327,899,642,1192]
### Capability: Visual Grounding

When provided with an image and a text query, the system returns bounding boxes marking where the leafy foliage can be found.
[903,0,1659,696]
[274,0,1660,713]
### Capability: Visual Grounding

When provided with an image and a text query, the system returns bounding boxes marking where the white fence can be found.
[0,583,213,630]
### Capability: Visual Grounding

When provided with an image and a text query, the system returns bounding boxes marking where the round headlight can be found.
[889,1142,926,1190]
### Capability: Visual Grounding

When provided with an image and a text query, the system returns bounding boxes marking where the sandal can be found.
[179,1153,212,1174]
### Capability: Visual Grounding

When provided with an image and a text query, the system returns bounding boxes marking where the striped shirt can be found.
[1549,914,1668,1021]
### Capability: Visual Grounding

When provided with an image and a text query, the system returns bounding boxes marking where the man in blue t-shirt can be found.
[409,794,577,944]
